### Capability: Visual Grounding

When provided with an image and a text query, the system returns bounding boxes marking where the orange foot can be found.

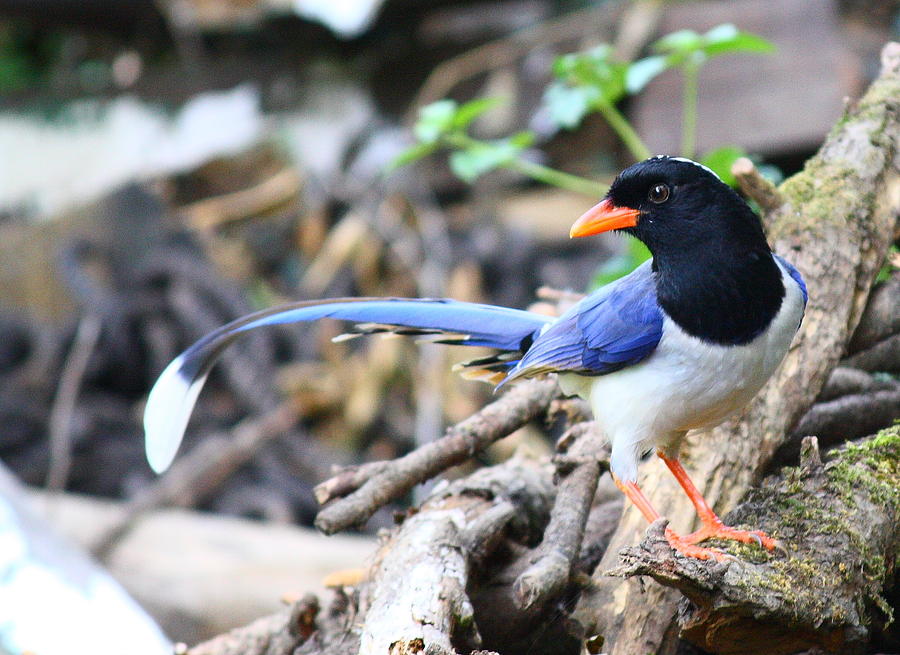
[665,527,733,562]
[684,518,780,551]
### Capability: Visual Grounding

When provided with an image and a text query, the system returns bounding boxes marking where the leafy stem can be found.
[445,132,606,196]
[509,157,609,197]
[392,24,775,197]
[680,58,700,159]
[596,101,652,161]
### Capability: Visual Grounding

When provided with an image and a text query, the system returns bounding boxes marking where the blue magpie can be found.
[144,156,807,560]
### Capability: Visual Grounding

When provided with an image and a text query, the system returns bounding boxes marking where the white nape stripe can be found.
[651,155,722,182]
[143,355,209,474]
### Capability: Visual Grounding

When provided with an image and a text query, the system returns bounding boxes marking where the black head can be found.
[572,156,768,257]
[570,156,785,345]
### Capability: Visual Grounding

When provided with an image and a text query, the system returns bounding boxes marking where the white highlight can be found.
[143,355,209,474]
[652,155,722,182]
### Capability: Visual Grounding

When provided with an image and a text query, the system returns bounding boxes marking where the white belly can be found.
[559,264,805,481]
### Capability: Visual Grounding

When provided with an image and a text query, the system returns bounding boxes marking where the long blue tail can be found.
[144,297,552,473]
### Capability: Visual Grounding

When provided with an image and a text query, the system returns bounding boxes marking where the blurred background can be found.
[0,0,896,650]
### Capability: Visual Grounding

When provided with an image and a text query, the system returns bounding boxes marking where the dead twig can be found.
[817,366,897,402]
[298,213,371,297]
[314,378,561,534]
[181,168,303,232]
[514,421,609,610]
[843,333,900,373]
[185,599,308,655]
[359,455,555,655]
[791,388,900,450]
[847,271,899,354]
[46,313,103,490]
[731,157,787,216]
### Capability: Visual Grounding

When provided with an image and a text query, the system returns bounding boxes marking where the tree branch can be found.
[574,41,900,655]
[514,422,609,610]
[608,429,899,655]
[314,378,560,534]
[358,456,554,654]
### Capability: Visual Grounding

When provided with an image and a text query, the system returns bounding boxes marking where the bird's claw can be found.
[770,538,789,558]
[684,522,783,555]
[664,528,732,563]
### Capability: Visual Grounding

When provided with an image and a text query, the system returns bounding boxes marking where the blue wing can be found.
[144,297,553,473]
[773,254,808,305]
[507,261,663,381]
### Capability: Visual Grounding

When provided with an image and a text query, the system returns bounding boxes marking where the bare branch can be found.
[314,378,560,534]
[514,422,609,610]
[91,402,299,558]
[731,157,787,216]
[359,456,555,655]
[609,430,900,655]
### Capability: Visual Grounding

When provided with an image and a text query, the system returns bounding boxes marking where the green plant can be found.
[626,24,775,159]
[392,24,776,282]
[544,44,650,161]
[394,24,774,192]
[390,97,607,196]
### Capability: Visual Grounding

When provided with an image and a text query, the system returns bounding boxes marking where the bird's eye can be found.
[648,184,670,203]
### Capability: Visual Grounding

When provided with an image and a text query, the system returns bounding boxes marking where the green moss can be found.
[770,64,900,240]
[828,425,900,509]
[775,162,868,236]
[720,427,899,627]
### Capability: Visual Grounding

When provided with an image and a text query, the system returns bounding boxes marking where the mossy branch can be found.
[574,42,900,655]
[609,427,899,655]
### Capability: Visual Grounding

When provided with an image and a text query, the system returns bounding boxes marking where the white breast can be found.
[560,261,805,482]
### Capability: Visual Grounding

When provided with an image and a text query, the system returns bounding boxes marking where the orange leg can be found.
[656,451,779,551]
[612,473,731,562]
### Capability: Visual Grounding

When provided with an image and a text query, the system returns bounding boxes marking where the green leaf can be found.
[387,141,440,171]
[590,236,651,289]
[653,29,702,54]
[703,23,740,44]
[550,45,627,106]
[413,100,459,143]
[508,131,536,148]
[543,82,592,129]
[449,147,501,183]
[876,245,898,283]
[453,97,503,130]
[448,136,529,182]
[652,24,774,61]
[700,145,746,187]
[703,28,775,56]
[626,55,670,93]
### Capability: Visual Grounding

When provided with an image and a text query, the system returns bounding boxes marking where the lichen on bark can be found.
[614,426,900,655]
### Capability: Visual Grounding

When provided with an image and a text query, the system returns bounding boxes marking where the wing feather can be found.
[506,261,663,383]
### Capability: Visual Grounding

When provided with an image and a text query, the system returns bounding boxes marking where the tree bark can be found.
[572,42,900,654]
[356,457,554,655]
[608,429,899,655]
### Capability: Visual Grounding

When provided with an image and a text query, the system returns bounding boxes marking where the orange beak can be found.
[569,198,640,238]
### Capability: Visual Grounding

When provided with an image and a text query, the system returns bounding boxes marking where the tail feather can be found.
[144,297,552,473]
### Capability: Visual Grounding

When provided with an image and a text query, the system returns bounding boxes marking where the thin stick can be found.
[731,157,786,216]
[91,402,298,559]
[46,313,102,490]
[514,421,609,609]
[314,378,560,534]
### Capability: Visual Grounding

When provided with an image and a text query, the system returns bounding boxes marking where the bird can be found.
[143,155,807,561]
